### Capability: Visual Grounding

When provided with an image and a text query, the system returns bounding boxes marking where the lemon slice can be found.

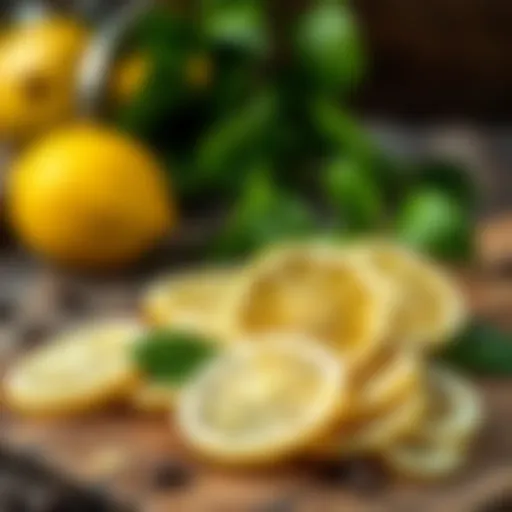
[381,365,482,479]
[354,345,424,417]
[349,241,466,350]
[4,321,142,417]
[141,266,239,337]
[223,244,394,367]
[383,437,465,480]
[344,391,426,454]
[177,334,346,465]
[421,364,484,446]
[131,383,177,413]
[313,390,426,458]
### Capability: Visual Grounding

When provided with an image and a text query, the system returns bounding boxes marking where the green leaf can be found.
[203,0,269,57]
[394,188,473,261]
[194,90,278,194]
[414,159,477,209]
[212,167,318,259]
[209,47,259,114]
[310,98,375,163]
[323,157,385,232]
[440,321,512,376]
[295,1,366,93]
[133,329,219,384]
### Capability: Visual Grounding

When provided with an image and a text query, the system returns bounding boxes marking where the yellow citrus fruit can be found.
[383,438,466,480]
[312,388,426,458]
[381,364,482,480]
[141,266,239,338]
[177,334,346,465]
[349,241,466,350]
[3,320,143,417]
[417,364,484,446]
[131,383,177,414]
[0,18,89,142]
[7,124,175,269]
[223,243,394,368]
[352,345,424,418]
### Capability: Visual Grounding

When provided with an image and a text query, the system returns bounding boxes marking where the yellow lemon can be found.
[131,382,178,414]
[414,364,484,447]
[351,345,424,419]
[3,320,143,417]
[349,241,467,350]
[222,243,394,368]
[0,18,89,142]
[7,124,176,269]
[312,387,426,458]
[141,266,240,337]
[383,438,466,480]
[177,334,346,465]
[381,365,483,480]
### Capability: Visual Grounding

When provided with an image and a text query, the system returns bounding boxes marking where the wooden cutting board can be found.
[1,217,512,512]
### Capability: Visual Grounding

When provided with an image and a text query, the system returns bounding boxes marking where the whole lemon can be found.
[7,124,176,269]
[0,18,89,143]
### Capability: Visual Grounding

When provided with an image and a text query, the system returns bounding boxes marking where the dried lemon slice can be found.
[4,320,142,417]
[223,244,394,367]
[141,266,239,337]
[177,334,346,465]
[382,365,483,480]
[354,345,424,417]
[421,364,483,446]
[349,241,466,350]
[131,383,177,413]
[383,437,465,480]
[313,389,426,458]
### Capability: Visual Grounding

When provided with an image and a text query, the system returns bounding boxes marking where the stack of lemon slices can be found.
[2,241,483,480]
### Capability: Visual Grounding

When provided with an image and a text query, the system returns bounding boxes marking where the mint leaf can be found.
[133,329,219,384]
[440,321,512,376]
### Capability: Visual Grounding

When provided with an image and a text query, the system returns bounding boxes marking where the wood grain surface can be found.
[1,216,512,512]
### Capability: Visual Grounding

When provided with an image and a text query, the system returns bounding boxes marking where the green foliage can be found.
[295,0,366,94]
[394,188,473,261]
[194,90,278,195]
[212,167,319,259]
[116,9,201,139]
[323,157,385,232]
[310,97,375,162]
[132,329,219,384]
[441,321,512,376]
[413,159,477,209]
[109,3,478,263]
[202,0,269,57]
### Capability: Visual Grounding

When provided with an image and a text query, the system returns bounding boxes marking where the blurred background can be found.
[5,0,512,119]
[1,0,510,213]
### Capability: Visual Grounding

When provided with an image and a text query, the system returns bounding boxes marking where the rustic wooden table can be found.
[0,215,511,512]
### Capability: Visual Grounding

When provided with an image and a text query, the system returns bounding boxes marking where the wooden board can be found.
[2,218,512,512]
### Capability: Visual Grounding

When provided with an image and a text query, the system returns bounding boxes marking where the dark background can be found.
[355,0,512,121]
